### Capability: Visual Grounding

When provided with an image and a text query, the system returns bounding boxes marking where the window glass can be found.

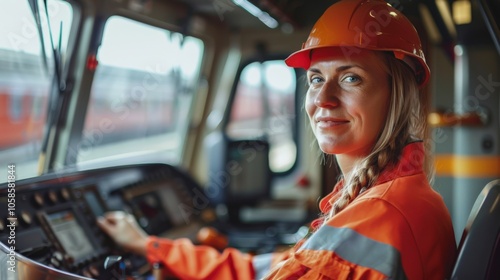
[0,0,72,182]
[79,16,204,164]
[226,60,297,172]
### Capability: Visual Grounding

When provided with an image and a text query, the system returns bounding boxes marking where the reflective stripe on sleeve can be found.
[252,253,273,280]
[298,225,407,279]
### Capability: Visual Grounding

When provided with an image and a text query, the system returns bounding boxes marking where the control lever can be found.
[99,255,125,280]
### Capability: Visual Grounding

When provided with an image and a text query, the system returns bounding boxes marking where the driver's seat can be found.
[451,179,500,279]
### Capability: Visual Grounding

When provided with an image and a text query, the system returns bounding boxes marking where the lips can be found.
[315,117,349,128]
[316,116,349,123]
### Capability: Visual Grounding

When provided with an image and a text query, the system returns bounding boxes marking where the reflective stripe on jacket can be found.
[146,142,457,279]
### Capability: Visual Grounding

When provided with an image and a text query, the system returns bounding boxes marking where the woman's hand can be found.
[97,211,149,256]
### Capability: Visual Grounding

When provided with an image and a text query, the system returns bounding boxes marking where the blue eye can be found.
[342,75,360,83]
[309,76,323,84]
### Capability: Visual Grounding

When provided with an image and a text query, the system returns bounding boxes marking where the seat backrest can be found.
[451,179,500,279]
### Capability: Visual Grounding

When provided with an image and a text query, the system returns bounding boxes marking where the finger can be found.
[103,211,126,224]
[97,216,114,235]
[104,210,125,218]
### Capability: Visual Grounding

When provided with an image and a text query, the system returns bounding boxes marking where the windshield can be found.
[0,0,73,183]
[78,16,204,165]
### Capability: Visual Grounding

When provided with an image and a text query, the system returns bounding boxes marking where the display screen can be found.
[136,193,162,218]
[228,142,270,199]
[46,210,94,261]
[130,191,171,235]
[84,190,105,217]
[158,186,185,225]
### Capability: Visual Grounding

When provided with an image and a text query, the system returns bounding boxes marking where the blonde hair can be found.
[329,52,429,216]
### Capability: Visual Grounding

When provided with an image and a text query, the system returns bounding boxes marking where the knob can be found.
[196,227,228,250]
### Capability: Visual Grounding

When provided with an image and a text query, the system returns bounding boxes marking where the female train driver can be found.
[98,0,457,278]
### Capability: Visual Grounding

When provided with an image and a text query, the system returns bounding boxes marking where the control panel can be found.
[0,163,213,279]
[0,184,114,278]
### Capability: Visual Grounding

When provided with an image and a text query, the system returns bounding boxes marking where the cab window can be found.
[226,60,297,173]
[0,0,73,182]
[78,16,204,164]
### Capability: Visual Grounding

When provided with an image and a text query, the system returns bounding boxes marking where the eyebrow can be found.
[307,64,363,74]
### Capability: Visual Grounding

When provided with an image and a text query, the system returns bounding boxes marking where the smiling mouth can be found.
[316,120,349,128]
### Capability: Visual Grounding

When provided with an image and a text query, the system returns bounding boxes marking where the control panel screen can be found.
[128,190,172,235]
[84,190,106,217]
[46,210,94,261]
[158,186,185,225]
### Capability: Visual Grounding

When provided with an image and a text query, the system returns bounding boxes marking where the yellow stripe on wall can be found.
[435,155,500,177]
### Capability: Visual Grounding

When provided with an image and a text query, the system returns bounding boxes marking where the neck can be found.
[336,154,362,178]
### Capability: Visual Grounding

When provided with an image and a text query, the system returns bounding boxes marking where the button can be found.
[88,265,100,277]
[81,268,92,278]
[60,188,71,201]
[47,191,59,204]
[53,251,64,262]
[64,254,75,265]
[33,193,45,207]
[20,211,32,226]
[50,256,61,268]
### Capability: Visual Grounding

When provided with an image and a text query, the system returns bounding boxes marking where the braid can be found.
[332,139,402,215]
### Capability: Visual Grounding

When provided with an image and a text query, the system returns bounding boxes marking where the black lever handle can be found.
[99,255,125,280]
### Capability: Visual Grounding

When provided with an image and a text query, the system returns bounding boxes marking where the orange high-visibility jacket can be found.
[146,142,457,279]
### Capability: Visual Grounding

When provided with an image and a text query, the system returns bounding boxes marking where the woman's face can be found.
[306,48,391,159]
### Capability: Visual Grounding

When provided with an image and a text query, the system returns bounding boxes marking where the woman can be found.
[98,0,457,279]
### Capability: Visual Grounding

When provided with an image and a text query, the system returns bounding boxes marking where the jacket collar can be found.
[317,141,426,216]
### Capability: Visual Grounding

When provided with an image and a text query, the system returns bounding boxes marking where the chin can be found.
[317,142,344,155]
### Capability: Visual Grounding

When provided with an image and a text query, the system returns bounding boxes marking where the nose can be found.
[314,81,340,108]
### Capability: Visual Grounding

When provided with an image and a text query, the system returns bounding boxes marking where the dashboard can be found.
[0,163,215,280]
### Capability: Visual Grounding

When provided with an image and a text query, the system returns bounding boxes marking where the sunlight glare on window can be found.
[264,63,294,93]
[98,18,203,78]
[0,0,72,56]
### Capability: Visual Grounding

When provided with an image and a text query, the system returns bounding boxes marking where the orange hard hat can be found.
[285,0,430,86]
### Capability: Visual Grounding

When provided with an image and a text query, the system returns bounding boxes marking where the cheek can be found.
[365,97,390,135]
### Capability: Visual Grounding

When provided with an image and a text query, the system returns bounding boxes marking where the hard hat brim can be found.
[285,46,430,87]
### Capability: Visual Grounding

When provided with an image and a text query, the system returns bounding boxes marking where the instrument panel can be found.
[0,163,213,279]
